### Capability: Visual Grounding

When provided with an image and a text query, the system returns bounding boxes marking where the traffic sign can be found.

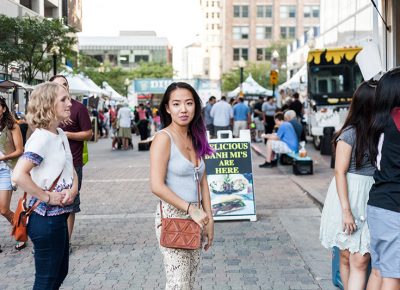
[270,70,279,85]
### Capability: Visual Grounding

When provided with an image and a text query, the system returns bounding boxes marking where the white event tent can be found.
[78,75,110,97]
[228,74,272,98]
[278,64,307,91]
[65,74,94,96]
[102,81,126,102]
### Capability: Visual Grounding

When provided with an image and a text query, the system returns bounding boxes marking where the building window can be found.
[135,55,149,62]
[233,48,248,61]
[234,5,249,17]
[280,6,296,18]
[233,26,249,40]
[281,27,296,39]
[304,6,320,18]
[256,27,272,39]
[256,49,272,61]
[256,5,272,18]
[312,6,320,18]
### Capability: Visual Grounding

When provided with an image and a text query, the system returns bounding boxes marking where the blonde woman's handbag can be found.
[159,167,202,250]
[11,172,62,242]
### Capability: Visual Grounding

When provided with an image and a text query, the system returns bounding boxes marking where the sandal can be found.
[15,241,27,251]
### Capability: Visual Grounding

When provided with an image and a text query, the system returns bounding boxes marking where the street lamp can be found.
[270,50,280,97]
[238,57,246,96]
[124,78,130,98]
[51,46,60,76]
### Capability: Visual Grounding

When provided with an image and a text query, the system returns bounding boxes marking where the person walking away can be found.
[366,68,400,290]
[259,112,298,168]
[151,82,214,289]
[232,97,250,138]
[103,108,110,138]
[135,103,150,141]
[253,96,265,142]
[12,82,78,289]
[117,104,133,149]
[50,75,93,249]
[210,96,233,136]
[320,81,376,290]
[204,96,216,138]
[0,97,24,250]
[108,105,116,136]
[262,96,277,135]
[289,92,303,120]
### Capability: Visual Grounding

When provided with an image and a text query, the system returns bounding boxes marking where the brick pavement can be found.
[0,135,337,290]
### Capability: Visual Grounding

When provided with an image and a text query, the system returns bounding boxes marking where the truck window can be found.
[310,65,352,94]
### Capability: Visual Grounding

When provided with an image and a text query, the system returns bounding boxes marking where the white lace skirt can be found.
[319,173,374,255]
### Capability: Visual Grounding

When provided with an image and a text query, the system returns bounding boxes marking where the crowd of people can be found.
[203,91,305,168]
[90,101,161,151]
[0,65,398,289]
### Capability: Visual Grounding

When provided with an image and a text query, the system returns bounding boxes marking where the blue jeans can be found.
[28,212,69,290]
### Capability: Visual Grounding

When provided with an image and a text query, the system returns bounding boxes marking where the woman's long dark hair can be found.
[368,67,400,166]
[159,82,213,158]
[0,97,16,131]
[333,81,376,168]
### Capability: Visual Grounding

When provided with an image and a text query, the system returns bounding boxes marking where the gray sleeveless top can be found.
[161,130,205,203]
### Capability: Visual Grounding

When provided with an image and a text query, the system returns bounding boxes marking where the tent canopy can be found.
[78,75,110,97]
[102,81,125,102]
[278,64,307,91]
[65,74,94,96]
[228,74,272,98]
[0,80,33,92]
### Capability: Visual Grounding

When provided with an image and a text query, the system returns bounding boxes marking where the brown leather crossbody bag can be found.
[11,173,62,242]
[159,166,202,250]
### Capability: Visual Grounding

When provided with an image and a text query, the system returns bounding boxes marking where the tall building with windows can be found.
[199,0,223,80]
[221,0,320,73]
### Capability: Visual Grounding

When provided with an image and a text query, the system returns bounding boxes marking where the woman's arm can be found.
[0,125,23,161]
[201,171,214,251]
[150,132,209,228]
[334,141,356,234]
[12,159,65,206]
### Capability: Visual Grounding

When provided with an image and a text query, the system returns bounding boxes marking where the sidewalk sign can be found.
[205,130,257,222]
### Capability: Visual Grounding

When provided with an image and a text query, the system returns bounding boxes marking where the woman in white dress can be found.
[320,81,376,290]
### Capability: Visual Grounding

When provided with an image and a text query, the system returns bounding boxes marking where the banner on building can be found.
[205,130,257,221]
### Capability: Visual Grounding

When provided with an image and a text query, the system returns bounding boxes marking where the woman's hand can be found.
[47,191,66,206]
[203,218,214,251]
[342,209,356,234]
[188,205,209,229]
[61,189,75,206]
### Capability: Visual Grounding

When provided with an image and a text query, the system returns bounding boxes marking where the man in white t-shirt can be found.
[117,104,133,150]
[210,96,233,137]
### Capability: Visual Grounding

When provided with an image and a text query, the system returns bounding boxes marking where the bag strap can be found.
[25,171,63,216]
[160,159,202,219]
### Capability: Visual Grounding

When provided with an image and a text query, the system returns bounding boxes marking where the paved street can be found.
[0,135,337,290]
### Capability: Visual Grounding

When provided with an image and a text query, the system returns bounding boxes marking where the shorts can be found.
[0,167,13,190]
[367,205,400,278]
[233,121,247,137]
[270,140,292,154]
[71,166,83,213]
[254,118,264,131]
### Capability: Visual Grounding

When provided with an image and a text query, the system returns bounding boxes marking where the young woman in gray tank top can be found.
[150,82,214,290]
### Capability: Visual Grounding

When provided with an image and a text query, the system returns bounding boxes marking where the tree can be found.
[0,15,76,84]
[0,16,19,78]
[78,62,174,95]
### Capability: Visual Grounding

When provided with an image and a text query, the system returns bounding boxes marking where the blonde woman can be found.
[0,97,23,249]
[12,82,78,289]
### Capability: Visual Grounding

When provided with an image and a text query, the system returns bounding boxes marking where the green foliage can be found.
[0,15,76,84]
[221,41,289,93]
[78,62,173,95]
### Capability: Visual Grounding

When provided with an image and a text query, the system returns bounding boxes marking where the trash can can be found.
[320,126,335,155]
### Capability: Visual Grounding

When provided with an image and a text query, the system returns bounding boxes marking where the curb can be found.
[251,143,324,208]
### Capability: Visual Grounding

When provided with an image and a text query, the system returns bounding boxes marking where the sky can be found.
[79,0,203,75]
